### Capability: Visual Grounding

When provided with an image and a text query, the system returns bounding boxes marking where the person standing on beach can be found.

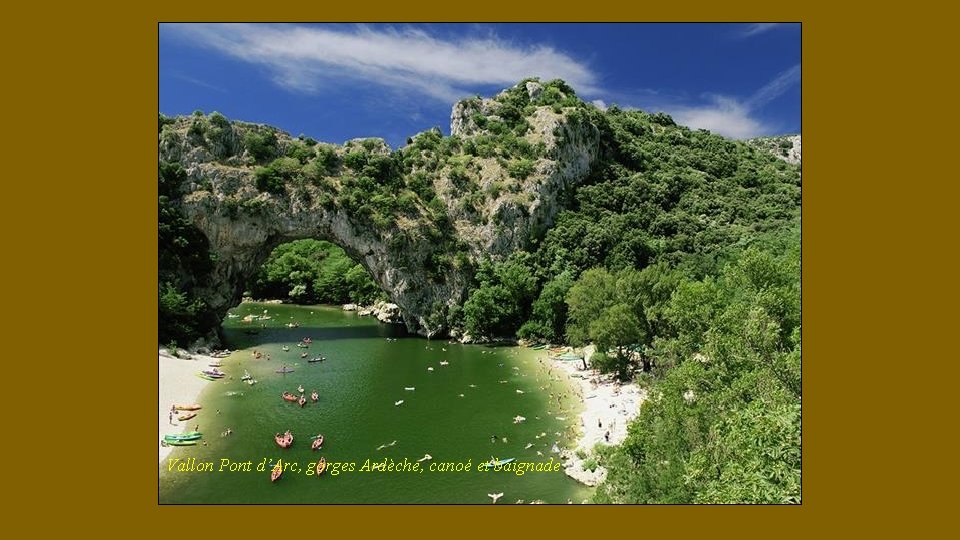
[168,411,173,424]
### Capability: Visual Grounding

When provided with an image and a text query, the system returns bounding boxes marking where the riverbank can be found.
[547,345,647,486]
[158,348,219,463]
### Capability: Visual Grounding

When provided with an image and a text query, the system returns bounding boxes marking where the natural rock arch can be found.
[160,81,600,339]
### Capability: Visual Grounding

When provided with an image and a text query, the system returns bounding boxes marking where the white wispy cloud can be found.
[170,72,226,93]
[671,97,766,139]
[745,64,801,109]
[739,23,781,38]
[165,23,599,103]
[652,64,800,138]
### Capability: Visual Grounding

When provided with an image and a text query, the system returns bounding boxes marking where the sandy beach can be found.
[547,345,647,486]
[158,348,218,463]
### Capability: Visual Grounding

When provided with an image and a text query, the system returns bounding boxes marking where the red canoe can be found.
[282,392,298,402]
[316,457,327,476]
[312,434,324,450]
[271,460,283,482]
[274,430,293,448]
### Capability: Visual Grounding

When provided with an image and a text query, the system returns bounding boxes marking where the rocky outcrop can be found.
[160,81,601,339]
[375,302,402,324]
[353,301,403,324]
[748,134,801,165]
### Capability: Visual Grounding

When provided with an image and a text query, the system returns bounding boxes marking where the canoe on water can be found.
[315,457,327,476]
[482,458,516,468]
[276,368,295,373]
[271,461,283,482]
[298,395,306,407]
[307,357,324,363]
[312,435,324,450]
[281,392,298,402]
[311,391,319,402]
[178,412,198,421]
[164,431,201,441]
[275,430,294,448]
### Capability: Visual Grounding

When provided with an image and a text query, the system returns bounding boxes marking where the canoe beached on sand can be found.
[164,431,201,441]
[163,439,197,446]
[173,404,202,411]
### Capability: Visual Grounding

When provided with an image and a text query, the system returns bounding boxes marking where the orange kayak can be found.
[316,457,326,476]
[271,460,283,482]
[177,412,197,421]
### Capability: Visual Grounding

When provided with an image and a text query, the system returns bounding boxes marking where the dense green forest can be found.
[159,78,800,502]
[449,86,801,502]
[249,239,383,306]
[158,160,217,346]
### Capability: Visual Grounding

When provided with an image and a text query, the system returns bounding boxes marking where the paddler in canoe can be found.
[274,430,293,448]
[311,390,319,402]
[311,434,324,450]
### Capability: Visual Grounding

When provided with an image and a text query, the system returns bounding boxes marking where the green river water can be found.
[159,303,593,504]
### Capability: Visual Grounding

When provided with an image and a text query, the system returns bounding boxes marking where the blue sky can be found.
[160,23,800,149]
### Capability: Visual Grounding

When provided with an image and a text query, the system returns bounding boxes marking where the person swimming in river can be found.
[491,435,498,443]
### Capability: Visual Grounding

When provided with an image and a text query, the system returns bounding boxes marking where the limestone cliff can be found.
[748,134,801,165]
[159,80,600,339]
